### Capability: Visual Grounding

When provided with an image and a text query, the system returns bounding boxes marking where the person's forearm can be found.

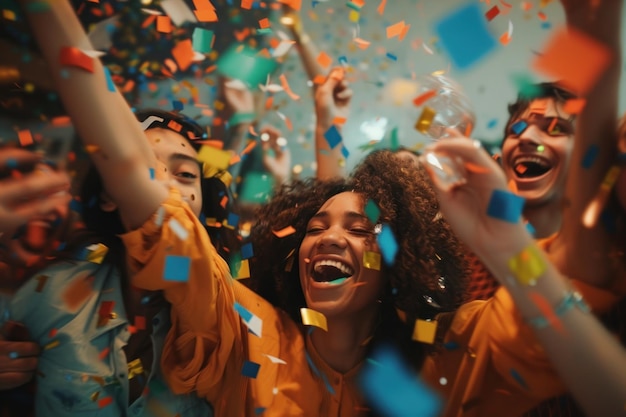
[553,0,623,285]
[288,17,325,83]
[315,123,346,180]
[20,0,166,229]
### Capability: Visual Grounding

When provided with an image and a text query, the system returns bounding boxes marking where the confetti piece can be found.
[98,347,110,360]
[464,162,490,174]
[161,0,197,25]
[377,0,387,14]
[273,226,296,238]
[363,251,381,270]
[279,74,300,101]
[563,98,586,115]
[156,15,172,33]
[216,44,278,88]
[233,301,253,322]
[300,308,328,331]
[98,397,113,408]
[241,360,261,378]
[386,21,405,39]
[486,189,525,223]
[134,316,146,330]
[485,5,500,21]
[510,120,528,135]
[59,47,94,73]
[527,291,563,332]
[62,274,94,312]
[86,243,108,264]
[385,52,397,61]
[317,51,332,69]
[376,224,398,265]
[17,130,34,147]
[360,346,441,417]
[323,125,343,149]
[415,106,436,133]
[163,255,191,282]
[232,259,251,279]
[413,90,437,107]
[44,340,60,350]
[241,243,254,259]
[197,145,231,171]
[192,27,214,53]
[172,39,194,72]
[581,144,599,169]
[509,368,529,390]
[507,244,545,285]
[353,37,371,49]
[434,3,498,70]
[412,319,438,344]
[532,26,612,95]
[35,275,48,292]
[264,354,287,364]
[364,200,380,223]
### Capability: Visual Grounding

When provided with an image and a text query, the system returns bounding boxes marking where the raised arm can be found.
[549,0,623,286]
[423,137,626,417]
[18,0,168,230]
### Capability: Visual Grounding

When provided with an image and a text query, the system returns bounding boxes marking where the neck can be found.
[310,304,380,373]
[523,198,563,239]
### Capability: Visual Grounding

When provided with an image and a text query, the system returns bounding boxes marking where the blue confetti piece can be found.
[486,189,525,223]
[172,100,184,111]
[241,243,254,259]
[233,301,253,322]
[540,22,552,30]
[163,255,191,282]
[487,118,498,129]
[581,144,599,169]
[149,168,155,180]
[323,125,342,149]
[8,351,19,359]
[525,222,536,237]
[443,341,459,350]
[434,3,498,70]
[6,158,18,169]
[511,120,528,135]
[377,224,398,265]
[509,368,529,390]
[341,145,350,159]
[227,212,240,227]
[305,351,335,395]
[103,67,116,92]
[338,55,348,66]
[241,360,261,378]
[386,52,398,61]
[360,345,442,417]
[254,407,266,415]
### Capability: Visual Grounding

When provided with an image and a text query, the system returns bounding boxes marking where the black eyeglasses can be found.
[506,115,575,138]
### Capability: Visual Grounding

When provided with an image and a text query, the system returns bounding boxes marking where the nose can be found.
[517,124,545,149]
[316,226,348,250]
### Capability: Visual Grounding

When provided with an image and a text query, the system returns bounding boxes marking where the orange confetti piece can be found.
[532,26,612,95]
[172,39,194,72]
[242,140,257,155]
[59,47,94,73]
[563,98,586,114]
[351,0,365,7]
[17,129,33,147]
[353,37,371,49]
[51,116,72,126]
[220,195,228,209]
[194,8,218,22]
[332,116,347,125]
[537,11,547,21]
[386,21,405,39]
[312,74,326,85]
[500,0,512,8]
[508,178,518,193]
[156,15,172,33]
[464,162,491,174]
[98,397,113,408]
[141,15,156,28]
[279,74,300,100]
[259,17,270,28]
[515,164,528,174]
[500,32,511,46]
[272,225,296,237]
[234,28,251,42]
[98,347,110,360]
[264,95,274,110]
[528,291,564,333]
[241,0,252,9]
[377,0,387,15]
[547,117,558,133]
[413,90,436,107]
[168,120,183,132]
[316,51,332,69]
[278,0,302,11]
[398,23,411,41]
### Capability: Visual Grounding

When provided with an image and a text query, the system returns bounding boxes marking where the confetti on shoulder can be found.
[300,307,328,331]
[264,354,287,365]
[272,226,296,238]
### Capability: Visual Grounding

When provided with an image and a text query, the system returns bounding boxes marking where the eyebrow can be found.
[311,210,370,222]
[170,152,201,166]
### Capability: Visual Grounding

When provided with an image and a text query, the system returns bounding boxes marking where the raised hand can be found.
[260,125,291,185]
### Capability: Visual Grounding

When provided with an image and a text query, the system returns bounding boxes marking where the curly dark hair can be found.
[248,149,469,370]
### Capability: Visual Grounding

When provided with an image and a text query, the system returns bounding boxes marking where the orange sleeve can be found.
[120,189,244,400]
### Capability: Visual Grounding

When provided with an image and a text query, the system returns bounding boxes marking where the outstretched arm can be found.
[423,137,626,417]
[19,0,168,231]
[549,0,623,286]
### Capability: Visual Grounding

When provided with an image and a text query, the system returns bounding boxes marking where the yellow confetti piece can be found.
[86,243,108,264]
[412,319,437,344]
[2,9,17,20]
[90,391,100,402]
[44,340,60,350]
[348,9,360,22]
[85,144,100,154]
[415,106,436,133]
[233,259,251,279]
[128,358,144,380]
[300,308,328,331]
[363,251,381,270]
[507,244,546,285]
[197,145,232,171]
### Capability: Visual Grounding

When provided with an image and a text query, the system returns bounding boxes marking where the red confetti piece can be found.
[485,5,500,21]
[59,47,94,73]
